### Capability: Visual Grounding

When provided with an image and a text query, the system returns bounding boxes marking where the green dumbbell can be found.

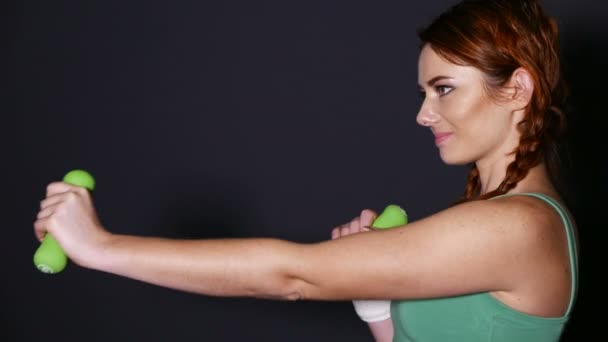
[371,204,408,229]
[33,169,96,274]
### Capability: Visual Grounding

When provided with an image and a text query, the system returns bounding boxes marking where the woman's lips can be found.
[434,132,453,146]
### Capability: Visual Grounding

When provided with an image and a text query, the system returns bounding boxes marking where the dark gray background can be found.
[4,0,605,340]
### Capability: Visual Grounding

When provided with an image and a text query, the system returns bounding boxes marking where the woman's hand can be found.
[331,209,378,240]
[34,182,112,268]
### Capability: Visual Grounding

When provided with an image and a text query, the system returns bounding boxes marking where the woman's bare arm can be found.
[36,182,557,303]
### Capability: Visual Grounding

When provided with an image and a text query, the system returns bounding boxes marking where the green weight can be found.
[63,169,96,191]
[34,235,67,274]
[372,204,408,229]
[33,169,95,274]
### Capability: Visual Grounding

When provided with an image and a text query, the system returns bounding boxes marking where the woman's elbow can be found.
[249,275,310,301]
[277,276,309,301]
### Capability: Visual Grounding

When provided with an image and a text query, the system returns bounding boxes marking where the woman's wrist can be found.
[83,229,120,272]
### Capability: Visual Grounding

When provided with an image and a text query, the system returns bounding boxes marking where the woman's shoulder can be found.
[428,191,571,255]
[485,191,571,233]
[398,193,568,273]
[453,192,576,317]
[453,191,567,223]
[435,192,564,233]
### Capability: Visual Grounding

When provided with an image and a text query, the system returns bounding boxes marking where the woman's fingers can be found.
[348,217,361,233]
[36,205,56,220]
[360,209,377,229]
[33,216,52,242]
[331,227,340,240]
[331,209,379,239]
[40,194,64,211]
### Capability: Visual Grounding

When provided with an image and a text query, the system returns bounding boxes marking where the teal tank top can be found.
[390,192,578,342]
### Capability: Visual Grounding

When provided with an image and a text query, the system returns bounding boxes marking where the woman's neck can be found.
[477,159,554,196]
[476,153,513,195]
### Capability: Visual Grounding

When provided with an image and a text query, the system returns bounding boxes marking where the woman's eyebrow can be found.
[418,75,454,88]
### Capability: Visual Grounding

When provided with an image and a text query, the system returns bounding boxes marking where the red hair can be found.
[418,0,568,201]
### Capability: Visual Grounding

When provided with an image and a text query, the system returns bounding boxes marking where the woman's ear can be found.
[509,67,534,110]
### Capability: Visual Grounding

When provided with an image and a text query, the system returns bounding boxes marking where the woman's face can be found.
[416,45,517,165]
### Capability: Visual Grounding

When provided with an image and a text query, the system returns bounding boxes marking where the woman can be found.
[34,0,577,341]
[335,1,578,339]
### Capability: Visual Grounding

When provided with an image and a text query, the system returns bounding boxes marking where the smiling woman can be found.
[416,45,532,166]
[32,0,577,341]
[417,0,569,203]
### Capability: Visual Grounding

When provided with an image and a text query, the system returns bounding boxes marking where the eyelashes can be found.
[418,85,454,98]
[435,85,453,96]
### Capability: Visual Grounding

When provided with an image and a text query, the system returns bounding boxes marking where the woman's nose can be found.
[416,101,440,127]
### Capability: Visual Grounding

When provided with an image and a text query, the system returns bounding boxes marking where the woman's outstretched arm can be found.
[35,181,554,304]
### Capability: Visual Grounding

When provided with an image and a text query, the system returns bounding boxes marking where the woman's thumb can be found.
[360,209,377,229]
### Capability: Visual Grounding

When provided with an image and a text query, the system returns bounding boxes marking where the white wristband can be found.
[352,299,391,322]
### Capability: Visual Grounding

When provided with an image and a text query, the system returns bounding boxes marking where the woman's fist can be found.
[34,181,111,268]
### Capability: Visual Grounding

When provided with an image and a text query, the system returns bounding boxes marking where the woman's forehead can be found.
[418,46,481,85]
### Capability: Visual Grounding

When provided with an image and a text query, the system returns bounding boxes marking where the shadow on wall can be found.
[558,33,605,341]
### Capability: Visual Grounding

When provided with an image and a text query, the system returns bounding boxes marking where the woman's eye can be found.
[435,85,453,96]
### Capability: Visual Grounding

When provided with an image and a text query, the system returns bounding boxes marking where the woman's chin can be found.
[439,151,473,165]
